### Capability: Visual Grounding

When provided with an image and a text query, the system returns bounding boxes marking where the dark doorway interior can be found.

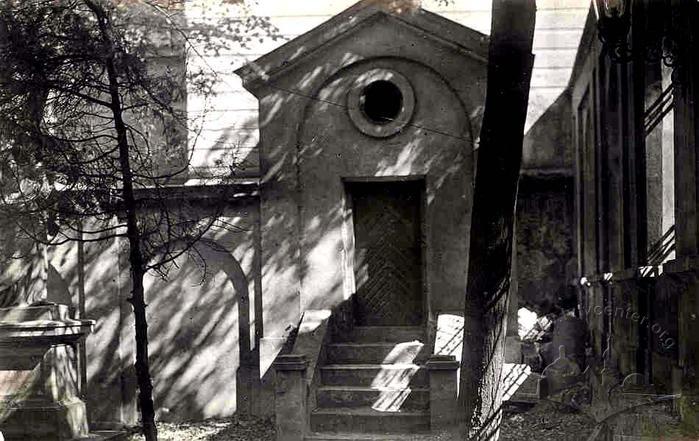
[349,181,424,326]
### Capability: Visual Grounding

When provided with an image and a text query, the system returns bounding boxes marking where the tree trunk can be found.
[459,1,536,440]
[128,255,157,441]
[84,1,158,440]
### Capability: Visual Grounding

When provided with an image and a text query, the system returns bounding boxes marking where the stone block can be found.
[0,303,93,441]
[309,408,430,433]
[504,335,523,363]
[552,315,586,367]
[426,355,460,430]
[274,354,308,441]
[316,386,429,410]
[319,364,427,388]
[326,341,427,364]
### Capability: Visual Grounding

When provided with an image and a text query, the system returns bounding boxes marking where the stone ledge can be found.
[274,354,308,371]
[579,256,699,288]
[71,431,128,441]
[579,265,662,287]
[0,320,93,345]
[426,355,459,370]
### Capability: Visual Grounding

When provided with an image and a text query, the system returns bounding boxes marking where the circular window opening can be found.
[359,80,404,125]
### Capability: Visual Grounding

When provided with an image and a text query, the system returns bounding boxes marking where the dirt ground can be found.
[499,401,596,441]
[125,415,276,441]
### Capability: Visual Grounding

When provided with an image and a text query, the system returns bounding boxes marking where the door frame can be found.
[341,176,429,326]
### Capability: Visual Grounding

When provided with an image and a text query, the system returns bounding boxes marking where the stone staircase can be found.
[306,326,431,440]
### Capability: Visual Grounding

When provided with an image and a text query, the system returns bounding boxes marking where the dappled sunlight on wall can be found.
[0,242,48,307]
[258,211,301,339]
[47,264,72,307]
[76,237,130,426]
[295,55,476,314]
[435,313,464,360]
[304,216,346,310]
[518,307,539,340]
[184,0,591,178]
[143,241,246,422]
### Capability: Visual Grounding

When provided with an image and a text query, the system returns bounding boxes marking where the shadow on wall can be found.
[14,204,264,426]
[0,236,49,307]
[257,55,477,314]
[143,239,251,423]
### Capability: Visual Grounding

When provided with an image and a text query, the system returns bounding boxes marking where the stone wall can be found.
[0,198,262,427]
[516,176,576,314]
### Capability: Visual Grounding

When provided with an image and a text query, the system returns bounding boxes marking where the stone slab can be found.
[316,386,428,410]
[310,407,429,434]
[320,364,427,388]
[75,431,129,441]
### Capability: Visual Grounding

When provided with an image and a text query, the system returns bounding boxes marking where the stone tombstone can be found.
[552,315,586,367]
[540,345,582,399]
[236,0,488,364]
[0,303,93,441]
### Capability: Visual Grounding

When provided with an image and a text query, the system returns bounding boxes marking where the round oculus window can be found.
[359,80,404,125]
[347,69,415,138]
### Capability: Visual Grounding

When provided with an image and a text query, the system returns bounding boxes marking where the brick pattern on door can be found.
[351,182,423,326]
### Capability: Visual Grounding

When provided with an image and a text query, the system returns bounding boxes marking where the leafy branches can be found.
[0,0,272,259]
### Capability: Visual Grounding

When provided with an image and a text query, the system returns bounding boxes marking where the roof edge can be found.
[235,2,489,95]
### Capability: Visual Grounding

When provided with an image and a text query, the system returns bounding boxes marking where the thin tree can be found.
[458,0,536,440]
[0,1,275,440]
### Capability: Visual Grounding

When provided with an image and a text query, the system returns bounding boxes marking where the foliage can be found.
[0,0,275,277]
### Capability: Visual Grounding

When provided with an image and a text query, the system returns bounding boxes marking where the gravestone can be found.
[0,303,93,441]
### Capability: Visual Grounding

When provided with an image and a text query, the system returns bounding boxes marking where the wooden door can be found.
[350,181,424,326]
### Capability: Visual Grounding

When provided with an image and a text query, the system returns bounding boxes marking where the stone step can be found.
[305,432,436,440]
[320,364,428,388]
[613,437,673,441]
[310,407,430,434]
[326,342,427,364]
[316,385,429,410]
[81,432,130,440]
[0,429,128,441]
[347,326,425,343]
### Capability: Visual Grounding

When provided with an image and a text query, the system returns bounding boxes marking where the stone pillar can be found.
[426,354,459,430]
[273,355,308,441]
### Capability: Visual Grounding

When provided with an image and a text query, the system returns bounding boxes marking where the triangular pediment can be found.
[235,0,488,94]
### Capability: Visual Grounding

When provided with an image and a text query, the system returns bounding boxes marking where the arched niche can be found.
[143,239,249,422]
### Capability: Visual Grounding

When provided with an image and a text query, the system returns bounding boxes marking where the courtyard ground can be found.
[500,401,595,441]
[125,415,276,441]
[125,401,597,441]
